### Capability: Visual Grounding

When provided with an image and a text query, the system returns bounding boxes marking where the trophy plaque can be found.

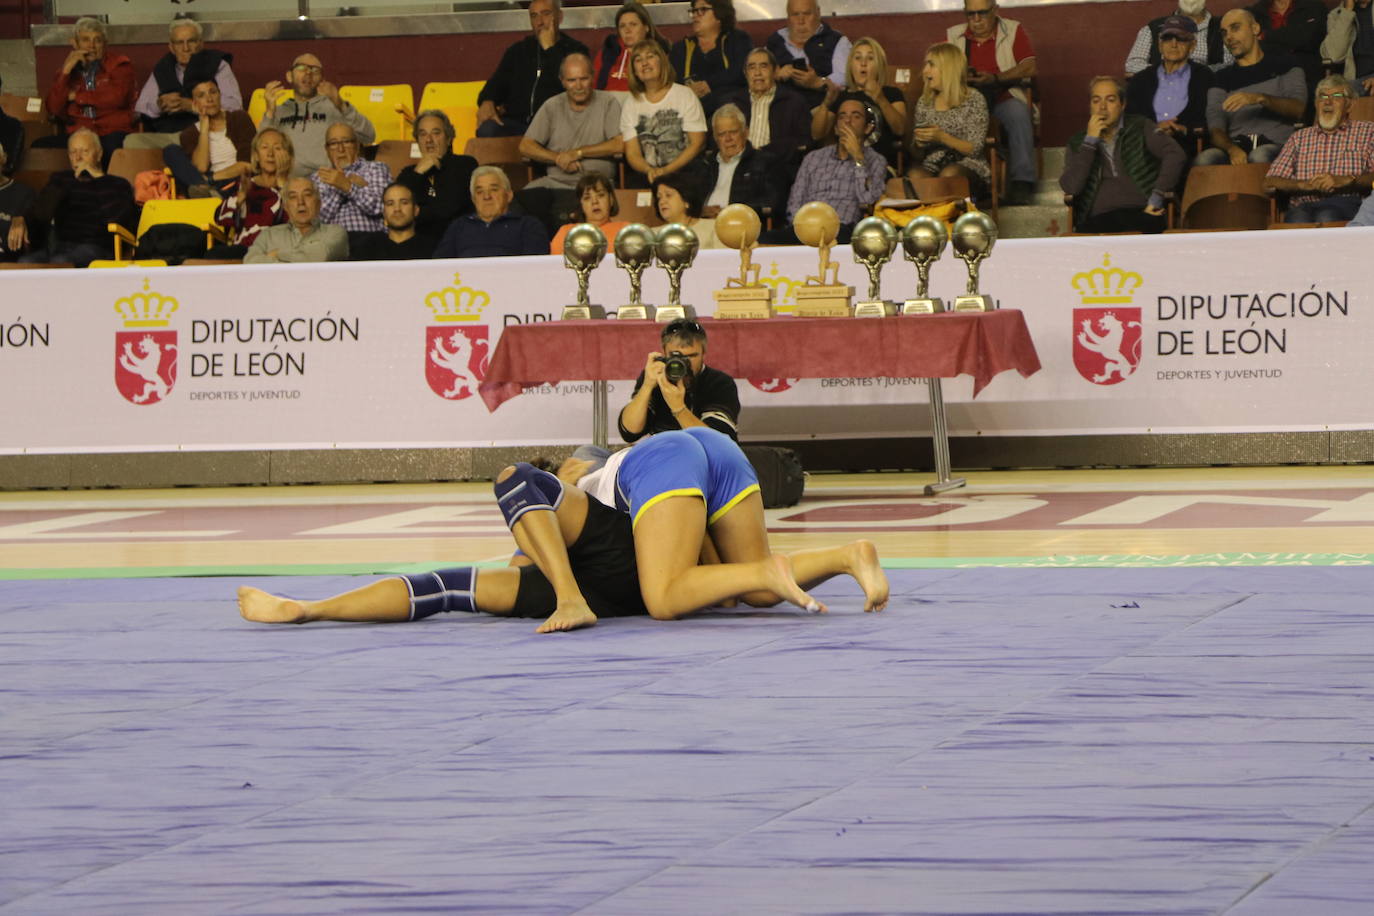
[950,210,998,312]
[850,216,899,318]
[792,201,853,317]
[654,222,699,323]
[559,223,608,320]
[613,224,657,320]
[900,216,948,315]
[712,203,773,318]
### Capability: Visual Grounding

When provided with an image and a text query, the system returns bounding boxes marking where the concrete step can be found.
[0,40,37,96]
[996,202,1071,239]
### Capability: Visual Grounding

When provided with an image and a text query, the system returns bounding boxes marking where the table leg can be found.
[592,380,608,449]
[924,377,966,496]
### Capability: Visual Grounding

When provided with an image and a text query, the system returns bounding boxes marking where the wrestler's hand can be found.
[556,457,593,485]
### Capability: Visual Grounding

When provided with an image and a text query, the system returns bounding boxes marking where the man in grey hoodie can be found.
[257,52,375,176]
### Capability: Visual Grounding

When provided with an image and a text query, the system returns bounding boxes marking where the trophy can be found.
[792,201,853,317]
[613,224,656,320]
[900,215,948,315]
[712,203,773,318]
[559,223,608,320]
[850,216,899,318]
[654,222,699,322]
[950,210,998,312]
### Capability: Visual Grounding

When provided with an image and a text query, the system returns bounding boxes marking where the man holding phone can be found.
[765,0,851,111]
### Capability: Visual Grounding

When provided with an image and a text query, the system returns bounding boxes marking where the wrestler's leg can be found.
[238,568,523,624]
[495,464,597,633]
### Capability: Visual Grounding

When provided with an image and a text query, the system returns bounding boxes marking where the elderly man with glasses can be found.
[258,52,376,175]
[1265,75,1374,223]
[618,318,741,444]
[312,122,390,237]
[126,18,243,150]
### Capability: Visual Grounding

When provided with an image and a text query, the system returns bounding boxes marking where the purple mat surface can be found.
[2,568,1372,914]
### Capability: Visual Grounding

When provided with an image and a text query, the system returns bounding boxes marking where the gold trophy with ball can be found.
[792,201,854,317]
[712,204,774,318]
[654,222,699,322]
[613,224,657,320]
[951,210,999,312]
[900,215,948,315]
[850,215,899,317]
[560,223,608,320]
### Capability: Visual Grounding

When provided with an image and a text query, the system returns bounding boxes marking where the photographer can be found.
[618,318,740,442]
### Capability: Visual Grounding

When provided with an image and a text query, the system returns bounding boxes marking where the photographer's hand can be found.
[657,375,701,430]
[617,351,666,440]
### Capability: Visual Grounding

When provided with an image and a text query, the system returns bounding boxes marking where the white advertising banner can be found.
[2,227,1371,456]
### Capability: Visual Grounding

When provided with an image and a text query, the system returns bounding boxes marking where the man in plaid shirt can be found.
[311,122,389,235]
[1264,75,1374,223]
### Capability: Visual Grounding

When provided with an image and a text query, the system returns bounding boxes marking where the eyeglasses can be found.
[689,6,713,16]
[292,64,323,75]
[325,138,357,147]
[965,8,994,17]
[1318,92,1350,101]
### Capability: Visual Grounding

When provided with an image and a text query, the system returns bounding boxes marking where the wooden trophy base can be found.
[794,284,854,318]
[853,299,896,318]
[655,304,697,323]
[561,304,606,320]
[952,294,995,312]
[901,297,944,315]
[615,304,657,320]
[712,287,774,319]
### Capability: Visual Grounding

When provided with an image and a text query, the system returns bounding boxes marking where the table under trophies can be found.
[559,223,608,320]
[613,224,657,320]
[900,215,948,315]
[654,222,698,322]
[792,201,854,317]
[712,204,773,318]
[951,209,998,312]
[850,215,900,318]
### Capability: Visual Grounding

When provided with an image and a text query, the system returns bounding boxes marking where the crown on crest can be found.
[1072,253,1142,304]
[426,272,490,322]
[113,278,179,328]
[759,263,800,311]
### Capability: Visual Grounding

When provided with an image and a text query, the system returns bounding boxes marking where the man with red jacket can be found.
[37,17,137,168]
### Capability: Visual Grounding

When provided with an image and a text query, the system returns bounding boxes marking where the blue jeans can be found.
[476,115,529,138]
[1195,143,1281,166]
[1284,194,1363,223]
[992,97,1036,183]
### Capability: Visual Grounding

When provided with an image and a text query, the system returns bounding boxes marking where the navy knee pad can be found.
[402,567,478,620]
[494,462,564,529]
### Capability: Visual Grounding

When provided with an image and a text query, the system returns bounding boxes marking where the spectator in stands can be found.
[164,80,254,198]
[211,128,293,258]
[767,0,851,112]
[726,48,812,163]
[351,183,437,260]
[127,19,242,151]
[434,165,549,258]
[1264,75,1374,222]
[1250,0,1327,103]
[312,122,389,238]
[946,0,1038,205]
[811,39,907,177]
[258,53,376,176]
[618,317,740,443]
[0,144,36,261]
[1197,9,1306,165]
[36,17,136,168]
[18,128,135,267]
[654,168,721,248]
[1125,0,1232,74]
[550,172,628,254]
[1061,76,1185,234]
[1125,16,1217,156]
[0,77,25,174]
[702,103,783,220]
[244,176,347,263]
[670,0,752,119]
[621,40,708,183]
[477,0,589,138]
[594,2,669,93]
[1321,0,1374,97]
[765,96,886,244]
[908,42,991,199]
[395,110,477,240]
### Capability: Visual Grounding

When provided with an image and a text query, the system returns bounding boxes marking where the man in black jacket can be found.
[701,104,784,221]
[477,0,589,138]
[618,318,741,443]
[395,110,478,239]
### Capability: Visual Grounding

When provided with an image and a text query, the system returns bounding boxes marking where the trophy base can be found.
[560,304,606,320]
[615,304,657,320]
[853,299,896,318]
[655,304,697,323]
[713,287,774,319]
[952,295,996,312]
[794,285,854,318]
[901,297,945,315]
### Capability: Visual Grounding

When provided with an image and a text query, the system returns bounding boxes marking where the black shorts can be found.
[508,497,646,619]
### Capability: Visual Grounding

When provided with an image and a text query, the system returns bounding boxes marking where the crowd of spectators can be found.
[5,0,1374,266]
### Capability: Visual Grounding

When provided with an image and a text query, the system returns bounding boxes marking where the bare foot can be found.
[763,554,827,614]
[846,539,889,612]
[238,586,311,624]
[536,600,598,633]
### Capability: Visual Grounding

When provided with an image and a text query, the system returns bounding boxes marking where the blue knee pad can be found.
[494,462,565,529]
[402,567,478,620]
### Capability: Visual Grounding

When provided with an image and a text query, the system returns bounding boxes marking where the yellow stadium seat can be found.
[419,81,485,152]
[88,260,169,268]
[340,84,415,143]
[107,198,227,261]
[247,87,295,126]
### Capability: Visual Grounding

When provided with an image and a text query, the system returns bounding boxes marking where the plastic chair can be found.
[418,81,485,152]
[108,198,226,261]
[88,259,169,268]
[615,188,659,225]
[340,84,415,143]
[0,93,57,148]
[464,136,532,190]
[14,146,69,174]
[107,147,170,188]
[1349,96,1374,122]
[1179,163,1274,230]
[884,174,970,203]
[372,139,420,179]
[247,87,294,126]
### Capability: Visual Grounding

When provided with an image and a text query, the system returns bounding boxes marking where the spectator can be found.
[164,80,255,198]
[477,0,589,138]
[127,19,242,151]
[654,169,721,248]
[726,48,813,163]
[766,0,852,111]
[908,42,991,199]
[211,128,293,258]
[351,183,437,260]
[1197,9,1306,165]
[1321,0,1374,97]
[1250,0,1327,102]
[702,104,784,220]
[550,172,629,254]
[395,110,478,240]
[811,39,907,176]
[946,0,1038,205]
[1265,75,1374,222]
[1125,0,1232,74]
[258,53,376,175]
[36,17,136,167]
[0,77,24,174]
[1060,76,1185,234]
[18,128,135,267]
[621,39,708,183]
[0,144,36,261]
[1125,16,1217,156]
[670,0,752,119]
[618,317,740,442]
[434,166,550,258]
[312,122,390,237]
[243,176,347,264]
[594,2,670,93]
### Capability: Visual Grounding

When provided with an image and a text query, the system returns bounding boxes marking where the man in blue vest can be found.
[126,19,241,150]
[765,0,851,112]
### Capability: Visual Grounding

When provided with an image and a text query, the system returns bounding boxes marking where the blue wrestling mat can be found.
[3,567,1373,914]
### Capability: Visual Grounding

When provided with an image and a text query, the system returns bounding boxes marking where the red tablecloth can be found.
[479,311,1041,412]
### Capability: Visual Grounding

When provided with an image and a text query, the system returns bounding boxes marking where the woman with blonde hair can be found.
[211,127,294,257]
[907,42,990,198]
[811,37,907,170]
[620,39,707,183]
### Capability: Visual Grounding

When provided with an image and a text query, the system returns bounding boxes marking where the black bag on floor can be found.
[135,223,206,264]
[742,446,804,508]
